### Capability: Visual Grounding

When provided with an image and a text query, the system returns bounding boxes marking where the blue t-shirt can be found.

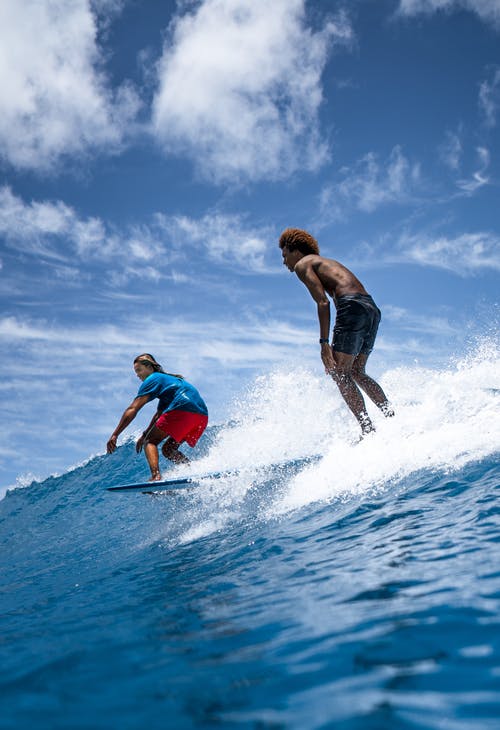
[138,372,208,416]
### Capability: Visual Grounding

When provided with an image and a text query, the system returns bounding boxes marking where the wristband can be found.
[319,338,329,344]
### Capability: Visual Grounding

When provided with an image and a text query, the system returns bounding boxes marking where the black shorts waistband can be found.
[336,293,377,307]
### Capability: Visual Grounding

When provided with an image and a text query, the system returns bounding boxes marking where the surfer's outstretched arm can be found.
[107,395,150,454]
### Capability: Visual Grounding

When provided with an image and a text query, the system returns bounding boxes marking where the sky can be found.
[1,0,499,489]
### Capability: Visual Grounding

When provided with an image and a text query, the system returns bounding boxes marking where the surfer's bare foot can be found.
[381,402,395,417]
[359,411,375,436]
[360,428,375,439]
[149,471,162,481]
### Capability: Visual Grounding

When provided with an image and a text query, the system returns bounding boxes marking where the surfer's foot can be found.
[359,411,375,436]
[381,402,395,418]
[358,428,376,442]
[149,471,162,482]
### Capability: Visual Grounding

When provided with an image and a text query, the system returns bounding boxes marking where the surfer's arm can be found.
[295,261,334,373]
[295,260,331,337]
[107,395,150,454]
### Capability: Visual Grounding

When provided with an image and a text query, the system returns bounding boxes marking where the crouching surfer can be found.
[106,354,208,481]
[279,228,394,437]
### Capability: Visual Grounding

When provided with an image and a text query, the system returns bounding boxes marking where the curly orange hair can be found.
[279,228,320,255]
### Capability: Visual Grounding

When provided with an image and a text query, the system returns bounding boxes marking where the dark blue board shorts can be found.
[332,294,381,356]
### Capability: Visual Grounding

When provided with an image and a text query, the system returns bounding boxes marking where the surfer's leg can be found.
[143,426,166,480]
[352,354,394,417]
[156,411,206,463]
[143,444,161,480]
[161,437,190,464]
[331,351,374,434]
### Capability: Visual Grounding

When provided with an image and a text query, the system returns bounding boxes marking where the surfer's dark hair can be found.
[279,228,320,255]
[134,353,184,379]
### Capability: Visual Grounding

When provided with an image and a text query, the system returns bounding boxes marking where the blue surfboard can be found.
[107,454,321,493]
[107,470,234,492]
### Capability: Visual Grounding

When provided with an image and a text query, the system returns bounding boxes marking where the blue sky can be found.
[1,0,499,489]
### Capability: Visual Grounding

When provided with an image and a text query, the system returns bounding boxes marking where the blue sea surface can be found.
[1,356,500,729]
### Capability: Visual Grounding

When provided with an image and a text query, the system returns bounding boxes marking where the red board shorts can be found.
[155,410,208,447]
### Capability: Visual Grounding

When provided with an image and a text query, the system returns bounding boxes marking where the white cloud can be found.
[437,130,490,196]
[455,146,490,193]
[320,146,421,218]
[0,185,171,286]
[0,313,317,380]
[383,305,459,336]
[157,212,273,272]
[479,66,500,127]
[0,185,112,258]
[151,0,352,183]
[439,129,463,171]
[0,187,276,281]
[319,139,489,223]
[395,231,500,274]
[397,0,500,27]
[0,0,140,171]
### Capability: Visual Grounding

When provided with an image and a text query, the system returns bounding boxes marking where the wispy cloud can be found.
[383,304,459,337]
[0,187,275,282]
[352,227,500,275]
[394,231,500,274]
[0,0,140,172]
[439,129,463,171]
[0,185,107,259]
[479,66,500,127]
[151,0,352,184]
[397,0,500,28]
[156,212,275,272]
[455,146,490,193]
[320,146,421,219]
[0,185,158,270]
[0,315,318,396]
[438,128,490,194]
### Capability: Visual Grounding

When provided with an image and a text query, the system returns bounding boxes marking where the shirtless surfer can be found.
[279,228,393,436]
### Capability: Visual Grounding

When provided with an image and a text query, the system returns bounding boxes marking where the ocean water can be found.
[1,346,500,729]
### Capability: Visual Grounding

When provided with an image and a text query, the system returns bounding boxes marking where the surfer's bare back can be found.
[279,228,393,435]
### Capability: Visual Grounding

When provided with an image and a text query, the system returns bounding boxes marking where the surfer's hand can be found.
[136,435,144,453]
[107,435,117,454]
[320,345,335,375]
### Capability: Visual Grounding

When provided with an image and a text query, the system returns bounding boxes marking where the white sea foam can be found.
[189,366,355,474]
[1,471,44,500]
[183,341,500,528]
[275,345,500,513]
